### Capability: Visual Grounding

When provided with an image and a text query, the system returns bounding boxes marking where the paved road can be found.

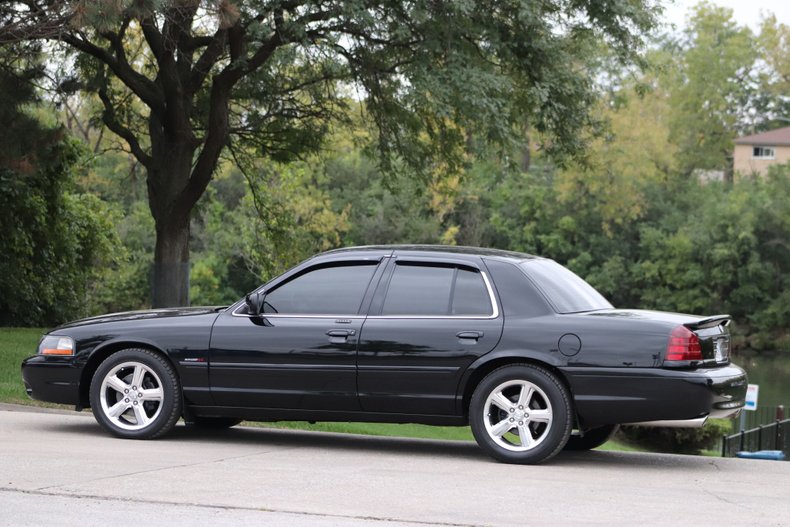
[1,405,788,526]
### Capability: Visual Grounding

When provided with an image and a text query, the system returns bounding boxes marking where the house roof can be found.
[735,126,790,146]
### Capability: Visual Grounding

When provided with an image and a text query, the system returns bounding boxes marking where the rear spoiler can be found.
[683,314,731,331]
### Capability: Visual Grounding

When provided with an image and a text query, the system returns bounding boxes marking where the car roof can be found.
[321,244,540,263]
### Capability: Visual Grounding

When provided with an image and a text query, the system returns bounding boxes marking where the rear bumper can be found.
[21,355,82,405]
[560,364,747,427]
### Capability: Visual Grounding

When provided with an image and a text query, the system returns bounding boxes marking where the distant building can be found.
[733,126,790,177]
[693,169,726,183]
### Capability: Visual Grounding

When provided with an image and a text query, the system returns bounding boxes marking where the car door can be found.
[209,259,385,410]
[357,255,504,416]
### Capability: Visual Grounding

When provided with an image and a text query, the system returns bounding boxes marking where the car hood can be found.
[52,306,227,331]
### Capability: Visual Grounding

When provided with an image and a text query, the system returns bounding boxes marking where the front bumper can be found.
[21,355,82,405]
[560,364,748,427]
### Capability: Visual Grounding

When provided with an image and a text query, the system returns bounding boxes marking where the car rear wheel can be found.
[470,364,572,464]
[89,349,181,439]
[564,424,620,451]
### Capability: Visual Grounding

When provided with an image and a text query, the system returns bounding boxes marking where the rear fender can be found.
[456,348,567,416]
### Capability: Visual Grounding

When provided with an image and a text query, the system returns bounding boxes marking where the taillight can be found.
[665,325,702,362]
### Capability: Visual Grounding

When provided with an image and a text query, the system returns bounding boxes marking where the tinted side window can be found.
[483,259,552,317]
[381,264,492,316]
[381,265,454,315]
[452,269,492,315]
[264,264,376,315]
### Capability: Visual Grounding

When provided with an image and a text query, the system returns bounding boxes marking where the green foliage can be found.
[87,201,153,313]
[619,419,733,455]
[667,2,756,174]
[2,3,790,354]
[0,58,122,326]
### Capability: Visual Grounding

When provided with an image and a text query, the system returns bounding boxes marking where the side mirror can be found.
[245,291,265,316]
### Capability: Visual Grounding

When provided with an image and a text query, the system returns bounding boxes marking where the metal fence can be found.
[722,418,790,459]
[734,404,787,432]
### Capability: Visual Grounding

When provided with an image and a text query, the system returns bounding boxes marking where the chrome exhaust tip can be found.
[627,416,708,428]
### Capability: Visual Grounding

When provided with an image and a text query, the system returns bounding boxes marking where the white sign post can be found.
[745,384,759,411]
[740,384,759,432]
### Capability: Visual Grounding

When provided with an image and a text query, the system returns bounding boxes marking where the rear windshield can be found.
[519,260,613,314]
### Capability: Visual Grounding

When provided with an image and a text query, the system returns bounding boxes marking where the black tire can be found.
[564,424,620,451]
[187,416,243,429]
[89,348,181,439]
[469,364,573,464]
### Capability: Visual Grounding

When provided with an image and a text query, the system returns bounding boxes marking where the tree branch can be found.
[96,73,153,168]
[189,27,228,92]
[62,33,164,116]
[175,79,229,212]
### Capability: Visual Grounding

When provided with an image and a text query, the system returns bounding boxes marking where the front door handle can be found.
[326,329,356,343]
[456,331,484,340]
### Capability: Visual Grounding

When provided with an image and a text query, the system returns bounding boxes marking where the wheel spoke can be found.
[529,408,552,424]
[490,392,513,412]
[490,418,514,438]
[517,424,533,447]
[140,387,163,402]
[130,365,146,389]
[105,374,129,395]
[107,399,130,418]
[132,404,150,427]
[517,384,533,408]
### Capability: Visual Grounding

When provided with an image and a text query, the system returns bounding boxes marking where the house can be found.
[733,126,790,177]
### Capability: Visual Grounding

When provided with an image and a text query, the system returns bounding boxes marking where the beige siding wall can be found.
[733,144,790,177]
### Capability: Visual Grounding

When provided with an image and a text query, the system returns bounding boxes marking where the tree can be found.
[0,44,119,325]
[1,0,658,306]
[666,2,755,175]
[755,15,790,129]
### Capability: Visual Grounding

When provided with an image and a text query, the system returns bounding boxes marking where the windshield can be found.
[519,260,613,314]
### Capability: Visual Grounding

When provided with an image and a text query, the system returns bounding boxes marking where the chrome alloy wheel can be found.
[98,361,164,431]
[483,379,553,452]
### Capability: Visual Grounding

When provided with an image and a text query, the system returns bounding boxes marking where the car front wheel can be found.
[470,364,572,464]
[89,348,181,439]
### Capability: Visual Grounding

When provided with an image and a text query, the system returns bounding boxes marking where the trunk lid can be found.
[581,309,732,367]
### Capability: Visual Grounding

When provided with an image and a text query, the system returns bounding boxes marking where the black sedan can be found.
[22,245,747,464]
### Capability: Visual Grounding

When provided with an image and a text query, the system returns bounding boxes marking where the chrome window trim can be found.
[230,271,500,320]
[231,310,365,319]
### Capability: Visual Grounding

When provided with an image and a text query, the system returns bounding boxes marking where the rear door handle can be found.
[327,329,356,337]
[456,331,484,340]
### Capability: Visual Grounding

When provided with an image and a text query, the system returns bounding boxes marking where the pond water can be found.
[733,353,790,429]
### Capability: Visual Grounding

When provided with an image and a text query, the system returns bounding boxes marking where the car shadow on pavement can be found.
[553,449,725,470]
[42,420,722,469]
[45,420,488,461]
[177,424,490,460]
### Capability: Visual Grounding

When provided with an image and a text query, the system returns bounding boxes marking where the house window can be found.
[753,146,775,159]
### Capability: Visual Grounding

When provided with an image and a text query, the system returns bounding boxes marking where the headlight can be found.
[39,336,75,356]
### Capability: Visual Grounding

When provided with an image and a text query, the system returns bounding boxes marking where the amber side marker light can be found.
[39,336,75,356]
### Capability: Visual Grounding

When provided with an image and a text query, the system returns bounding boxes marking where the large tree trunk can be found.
[152,212,190,307]
[146,76,232,308]
[147,137,197,308]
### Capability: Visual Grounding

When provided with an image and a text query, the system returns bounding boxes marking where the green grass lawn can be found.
[0,327,44,404]
[0,327,642,451]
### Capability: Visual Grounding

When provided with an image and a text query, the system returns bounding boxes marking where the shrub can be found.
[618,419,732,454]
